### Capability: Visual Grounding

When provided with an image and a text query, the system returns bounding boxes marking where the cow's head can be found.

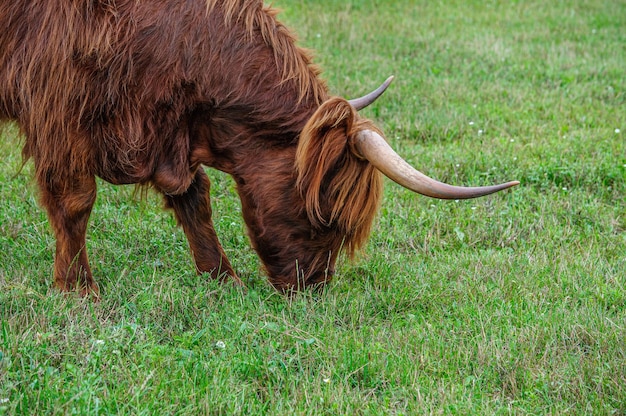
[232,77,518,292]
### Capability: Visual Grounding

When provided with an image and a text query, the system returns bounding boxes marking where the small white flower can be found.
[469,121,475,126]
[316,33,321,38]
[455,163,460,167]
[323,378,331,383]
[510,139,515,142]
[0,398,9,404]
[478,129,484,135]
[471,206,477,210]
[615,128,620,134]
[513,157,518,161]
[562,187,568,191]
[215,341,226,350]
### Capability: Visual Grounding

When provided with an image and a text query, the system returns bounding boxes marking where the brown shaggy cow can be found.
[0,0,518,296]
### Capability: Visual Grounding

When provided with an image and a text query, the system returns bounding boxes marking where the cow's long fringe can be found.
[295,97,383,258]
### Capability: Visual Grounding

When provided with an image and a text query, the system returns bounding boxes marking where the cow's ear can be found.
[295,97,382,256]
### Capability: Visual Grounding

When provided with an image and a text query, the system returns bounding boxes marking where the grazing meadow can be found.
[1,0,624,413]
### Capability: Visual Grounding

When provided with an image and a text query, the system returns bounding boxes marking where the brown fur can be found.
[0,0,384,294]
[296,98,383,258]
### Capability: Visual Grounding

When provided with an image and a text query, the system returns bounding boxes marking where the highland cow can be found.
[0,0,518,296]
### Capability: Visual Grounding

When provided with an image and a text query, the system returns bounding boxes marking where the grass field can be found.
[1,0,625,414]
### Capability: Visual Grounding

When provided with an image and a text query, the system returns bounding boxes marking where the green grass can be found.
[1,0,625,413]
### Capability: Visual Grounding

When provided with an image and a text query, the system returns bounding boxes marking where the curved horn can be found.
[348,76,395,110]
[352,130,520,199]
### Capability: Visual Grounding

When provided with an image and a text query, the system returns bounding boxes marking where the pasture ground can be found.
[1,0,625,413]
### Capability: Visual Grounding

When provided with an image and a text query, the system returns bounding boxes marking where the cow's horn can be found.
[348,76,395,110]
[352,129,520,199]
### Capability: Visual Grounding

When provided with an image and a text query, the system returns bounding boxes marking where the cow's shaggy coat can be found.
[0,0,385,293]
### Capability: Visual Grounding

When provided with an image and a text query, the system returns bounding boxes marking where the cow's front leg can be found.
[163,169,242,286]
[38,173,98,297]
